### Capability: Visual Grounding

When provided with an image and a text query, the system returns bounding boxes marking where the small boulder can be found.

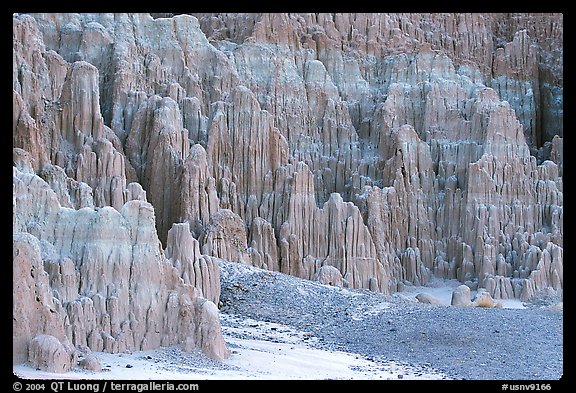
[415,293,442,305]
[313,265,343,287]
[451,285,472,307]
[472,288,499,308]
[79,354,102,372]
[28,335,76,373]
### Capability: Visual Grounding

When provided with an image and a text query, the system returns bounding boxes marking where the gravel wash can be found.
[218,260,563,380]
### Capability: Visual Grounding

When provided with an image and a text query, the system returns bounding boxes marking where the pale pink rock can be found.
[200,209,252,265]
[28,335,77,373]
[13,166,229,369]
[165,222,221,304]
[314,265,344,288]
[12,13,563,355]
[13,233,70,364]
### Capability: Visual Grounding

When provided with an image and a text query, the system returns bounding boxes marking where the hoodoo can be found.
[13,13,562,373]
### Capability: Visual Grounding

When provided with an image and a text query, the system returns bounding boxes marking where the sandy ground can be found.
[13,312,450,381]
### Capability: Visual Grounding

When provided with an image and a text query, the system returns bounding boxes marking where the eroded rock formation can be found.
[13,156,229,367]
[13,12,562,370]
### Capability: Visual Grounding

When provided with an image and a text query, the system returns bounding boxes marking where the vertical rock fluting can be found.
[164,222,221,305]
[491,13,563,148]
[276,162,391,291]
[14,13,562,366]
[124,94,192,244]
[204,85,289,226]
[13,155,229,368]
[13,15,138,212]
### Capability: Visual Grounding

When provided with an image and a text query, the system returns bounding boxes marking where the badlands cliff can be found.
[13,13,562,371]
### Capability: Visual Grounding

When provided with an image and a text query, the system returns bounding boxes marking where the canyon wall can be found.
[13,12,562,368]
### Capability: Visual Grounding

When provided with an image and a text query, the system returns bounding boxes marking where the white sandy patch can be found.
[219,313,448,379]
[223,336,445,380]
[14,313,451,381]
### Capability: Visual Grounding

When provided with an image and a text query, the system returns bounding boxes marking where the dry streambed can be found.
[218,260,563,380]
